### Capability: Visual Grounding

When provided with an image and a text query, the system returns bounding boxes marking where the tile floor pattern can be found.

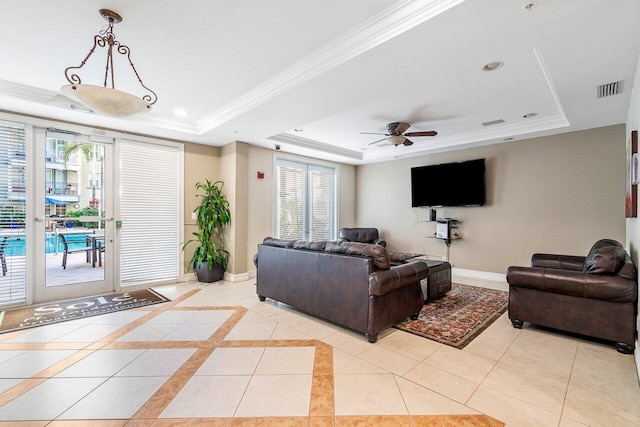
[0,276,637,426]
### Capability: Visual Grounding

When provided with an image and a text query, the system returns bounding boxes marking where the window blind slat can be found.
[276,160,335,241]
[0,122,27,303]
[119,141,180,286]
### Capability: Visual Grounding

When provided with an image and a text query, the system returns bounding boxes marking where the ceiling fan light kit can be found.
[362,121,437,147]
[60,9,157,117]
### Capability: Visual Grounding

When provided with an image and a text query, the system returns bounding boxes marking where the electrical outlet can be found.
[191,212,197,220]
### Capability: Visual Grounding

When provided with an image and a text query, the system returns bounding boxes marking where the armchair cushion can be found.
[583,245,627,274]
[338,227,386,247]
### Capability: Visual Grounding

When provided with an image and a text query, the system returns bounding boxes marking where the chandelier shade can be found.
[61,84,150,116]
[61,9,157,117]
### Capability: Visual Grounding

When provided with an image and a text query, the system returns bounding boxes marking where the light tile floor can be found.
[0,275,637,426]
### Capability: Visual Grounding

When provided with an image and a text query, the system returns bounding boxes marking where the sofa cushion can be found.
[339,228,380,244]
[293,240,327,251]
[262,237,296,248]
[324,241,390,270]
[583,245,627,274]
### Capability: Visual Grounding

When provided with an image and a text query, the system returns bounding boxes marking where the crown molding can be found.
[0,79,57,103]
[268,133,363,161]
[363,45,570,163]
[197,0,466,133]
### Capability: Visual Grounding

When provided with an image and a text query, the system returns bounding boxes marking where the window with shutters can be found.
[0,121,27,304]
[276,159,336,241]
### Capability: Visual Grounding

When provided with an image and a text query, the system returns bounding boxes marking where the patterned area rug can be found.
[0,289,170,334]
[395,283,508,349]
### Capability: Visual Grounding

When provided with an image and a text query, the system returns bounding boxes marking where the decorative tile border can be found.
[0,289,503,426]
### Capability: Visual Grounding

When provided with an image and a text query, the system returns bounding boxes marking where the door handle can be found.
[79,216,113,222]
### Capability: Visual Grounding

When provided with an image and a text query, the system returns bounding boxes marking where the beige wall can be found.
[356,125,626,274]
[182,141,357,278]
[219,142,249,275]
[626,55,640,366]
[246,145,276,267]
[244,150,357,273]
[182,142,221,273]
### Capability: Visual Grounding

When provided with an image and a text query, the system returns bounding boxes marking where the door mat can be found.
[394,283,508,349]
[0,289,170,334]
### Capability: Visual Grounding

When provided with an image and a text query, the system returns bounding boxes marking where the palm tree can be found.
[62,142,93,164]
[61,141,104,226]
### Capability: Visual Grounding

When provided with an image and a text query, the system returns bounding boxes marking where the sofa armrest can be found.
[369,261,428,297]
[531,253,585,271]
[507,266,637,303]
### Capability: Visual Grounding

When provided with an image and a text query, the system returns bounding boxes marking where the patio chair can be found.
[0,236,8,275]
[60,234,92,269]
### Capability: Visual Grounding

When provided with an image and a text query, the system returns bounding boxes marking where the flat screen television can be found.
[411,158,486,207]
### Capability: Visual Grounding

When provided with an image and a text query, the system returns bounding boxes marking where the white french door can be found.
[275,158,336,241]
[33,129,114,303]
[0,118,182,307]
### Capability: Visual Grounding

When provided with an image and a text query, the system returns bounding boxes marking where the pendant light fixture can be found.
[61,9,157,117]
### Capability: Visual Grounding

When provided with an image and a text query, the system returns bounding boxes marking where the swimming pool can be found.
[2,233,92,256]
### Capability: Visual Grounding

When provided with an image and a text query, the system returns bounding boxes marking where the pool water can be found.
[2,234,91,256]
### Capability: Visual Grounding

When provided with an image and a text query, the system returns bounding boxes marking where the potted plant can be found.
[182,179,231,282]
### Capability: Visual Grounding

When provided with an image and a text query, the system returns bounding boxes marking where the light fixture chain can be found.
[104,42,113,89]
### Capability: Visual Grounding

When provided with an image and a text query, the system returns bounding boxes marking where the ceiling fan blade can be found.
[395,122,411,134]
[402,139,414,147]
[367,137,389,145]
[360,132,390,136]
[404,131,437,137]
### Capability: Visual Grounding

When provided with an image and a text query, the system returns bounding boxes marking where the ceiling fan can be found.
[362,121,437,147]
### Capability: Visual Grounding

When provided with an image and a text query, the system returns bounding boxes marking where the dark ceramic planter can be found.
[195,262,225,283]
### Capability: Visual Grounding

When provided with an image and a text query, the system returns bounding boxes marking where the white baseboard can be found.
[452,268,507,283]
[248,269,256,279]
[181,272,250,283]
[224,272,250,283]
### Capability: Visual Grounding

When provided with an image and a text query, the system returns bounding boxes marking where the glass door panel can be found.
[35,132,112,302]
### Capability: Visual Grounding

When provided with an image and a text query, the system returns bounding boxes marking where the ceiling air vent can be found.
[597,80,623,98]
[481,119,505,127]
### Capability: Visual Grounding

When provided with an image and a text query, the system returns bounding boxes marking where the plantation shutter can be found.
[309,165,335,240]
[276,159,336,241]
[119,140,180,286]
[0,121,27,303]
[277,161,305,239]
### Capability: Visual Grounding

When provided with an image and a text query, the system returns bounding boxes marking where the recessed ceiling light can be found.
[294,128,304,132]
[482,61,503,72]
[173,108,188,118]
[523,112,538,118]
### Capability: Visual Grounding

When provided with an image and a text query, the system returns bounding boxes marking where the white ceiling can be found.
[0,0,639,164]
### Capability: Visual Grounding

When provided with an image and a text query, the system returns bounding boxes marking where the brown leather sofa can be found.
[507,239,637,353]
[338,227,386,247]
[256,237,427,342]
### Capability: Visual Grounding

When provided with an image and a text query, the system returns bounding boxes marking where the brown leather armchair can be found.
[507,239,637,353]
[338,227,386,247]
